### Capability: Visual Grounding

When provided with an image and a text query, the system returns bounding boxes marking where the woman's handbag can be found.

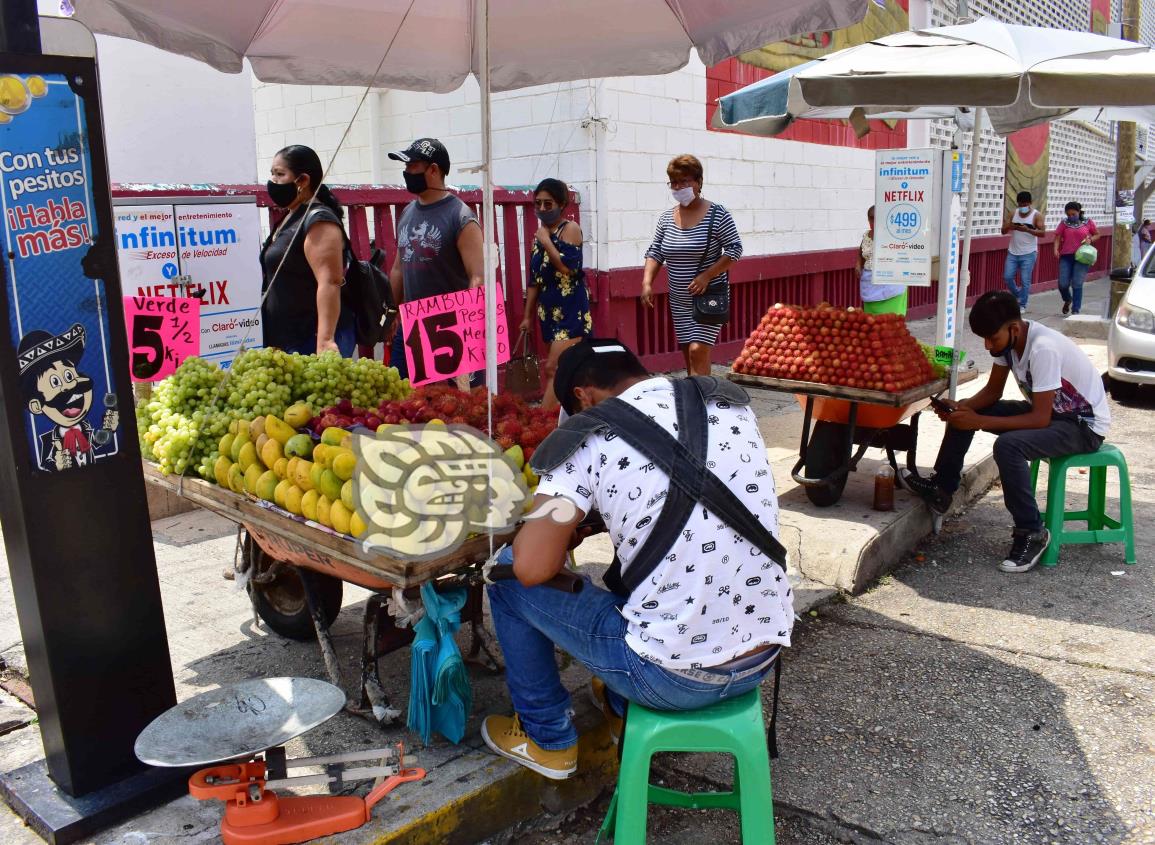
[504,329,541,398]
[1074,242,1098,266]
[691,205,729,326]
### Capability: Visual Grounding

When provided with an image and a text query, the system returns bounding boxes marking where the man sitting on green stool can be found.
[902,291,1110,573]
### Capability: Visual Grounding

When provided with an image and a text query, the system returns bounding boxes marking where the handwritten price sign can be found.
[123,296,201,382]
[400,287,510,387]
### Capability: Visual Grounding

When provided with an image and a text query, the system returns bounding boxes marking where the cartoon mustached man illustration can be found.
[17,323,118,472]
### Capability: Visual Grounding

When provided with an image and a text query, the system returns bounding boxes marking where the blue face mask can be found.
[1018,206,1030,214]
[1067,214,1079,223]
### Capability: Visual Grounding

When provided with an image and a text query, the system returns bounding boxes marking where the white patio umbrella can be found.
[72,0,870,391]
[711,17,1155,395]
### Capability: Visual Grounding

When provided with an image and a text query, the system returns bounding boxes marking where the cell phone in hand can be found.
[928,394,954,413]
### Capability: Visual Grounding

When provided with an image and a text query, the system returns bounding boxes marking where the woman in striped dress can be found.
[641,154,743,376]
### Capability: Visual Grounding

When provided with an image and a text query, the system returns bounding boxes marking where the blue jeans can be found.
[486,569,772,750]
[932,400,1102,531]
[279,310,356,357]
[389,330,409,379]
[1057,255,1089,313]
[1003,252,1037,308]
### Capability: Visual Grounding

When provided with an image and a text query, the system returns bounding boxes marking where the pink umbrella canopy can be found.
[73,0,868,92]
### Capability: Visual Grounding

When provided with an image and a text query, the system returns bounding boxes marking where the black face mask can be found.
[536,208,563,226]
[990,326,1017,358]
[403,169,429,195]
[266,179,298,209]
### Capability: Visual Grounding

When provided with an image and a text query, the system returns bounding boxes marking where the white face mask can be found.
[671,186,696,206]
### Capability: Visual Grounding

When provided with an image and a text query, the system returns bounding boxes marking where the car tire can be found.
[1108,376,1140,403]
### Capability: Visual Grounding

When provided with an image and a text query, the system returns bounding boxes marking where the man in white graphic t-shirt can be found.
[903,291,1109,574]
[481,339,793,780]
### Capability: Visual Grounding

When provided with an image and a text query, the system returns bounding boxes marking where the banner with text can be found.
[113,199,263,368]
[0,70,122,473]
[874,149,934,287]
[400,287,510,387]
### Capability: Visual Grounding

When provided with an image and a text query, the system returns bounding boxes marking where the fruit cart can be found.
[143,462,518,727]
[727,370,976,507]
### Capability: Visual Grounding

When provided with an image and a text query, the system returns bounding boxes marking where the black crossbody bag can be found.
[691,205,730,326]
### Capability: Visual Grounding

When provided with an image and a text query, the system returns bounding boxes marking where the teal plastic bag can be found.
[407,583,472,744]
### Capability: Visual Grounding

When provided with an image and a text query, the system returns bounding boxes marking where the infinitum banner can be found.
[873,148,935,287]
[113,197,263,367]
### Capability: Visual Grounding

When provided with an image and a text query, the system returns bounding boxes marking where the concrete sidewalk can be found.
[1,281,1140,845]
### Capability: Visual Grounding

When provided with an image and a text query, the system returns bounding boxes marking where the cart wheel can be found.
[804,421,851,507]
[245,535,343,641]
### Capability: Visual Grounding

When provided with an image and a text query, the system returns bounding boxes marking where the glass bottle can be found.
[873,464,895,512]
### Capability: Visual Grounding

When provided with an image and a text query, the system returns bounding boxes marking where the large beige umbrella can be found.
[74,0,869,390]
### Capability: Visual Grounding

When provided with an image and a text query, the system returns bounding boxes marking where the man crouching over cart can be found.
[482,338,794,779]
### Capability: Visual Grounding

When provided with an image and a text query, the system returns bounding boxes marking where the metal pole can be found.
[478,0,499,394]
[0,0,40,54]
[950,106,984,399]
[1112,0,1142,272]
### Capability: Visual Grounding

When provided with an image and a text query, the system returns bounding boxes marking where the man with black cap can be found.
[481,338,793,780]
[386,138,484,382]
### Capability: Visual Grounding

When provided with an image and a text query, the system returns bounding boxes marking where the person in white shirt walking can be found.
[1001,191,1044,310]
[902,292,1109,574]
[481,339,793,780]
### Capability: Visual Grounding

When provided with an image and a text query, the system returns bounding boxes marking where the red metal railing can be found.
[112,185,1111,373]
[593,232,1113,372]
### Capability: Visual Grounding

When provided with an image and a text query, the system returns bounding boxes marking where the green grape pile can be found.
[138,350,409,477]
[138,357,229,476]
[294,352,410,409]
[225,348,303,417]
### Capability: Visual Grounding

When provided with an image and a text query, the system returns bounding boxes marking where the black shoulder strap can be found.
[584,378,788,598]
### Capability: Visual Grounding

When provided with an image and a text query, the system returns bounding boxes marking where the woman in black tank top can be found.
[260,145,355,356]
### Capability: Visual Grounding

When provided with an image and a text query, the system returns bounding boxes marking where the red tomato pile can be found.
[732,304,936,393]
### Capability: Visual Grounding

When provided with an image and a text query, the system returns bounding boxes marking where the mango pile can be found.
[213,402,366,539]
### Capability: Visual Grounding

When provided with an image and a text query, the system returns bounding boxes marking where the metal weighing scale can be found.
[134,678,425,845]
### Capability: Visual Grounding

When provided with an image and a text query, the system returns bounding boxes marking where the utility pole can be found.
[1112,0,1142,270]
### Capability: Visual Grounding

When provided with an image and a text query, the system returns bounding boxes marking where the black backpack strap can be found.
[583,379,788,596]
[767,651,782,759]
[586,391,788,571]
[604,377,706,595]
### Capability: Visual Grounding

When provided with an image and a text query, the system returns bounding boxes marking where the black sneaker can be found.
[999,528,1051,573]
[1062,301,1071,315]
[898,470,952,515]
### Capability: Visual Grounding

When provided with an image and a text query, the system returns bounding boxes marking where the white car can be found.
[1107,252,1155,400]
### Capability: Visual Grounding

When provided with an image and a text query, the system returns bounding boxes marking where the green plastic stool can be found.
[1029,444,1136,567]
[595,690,774,844]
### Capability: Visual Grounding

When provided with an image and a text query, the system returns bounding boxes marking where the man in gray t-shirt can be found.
[387,138,484,379]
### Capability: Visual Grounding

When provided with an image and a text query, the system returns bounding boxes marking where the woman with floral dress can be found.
[520,178,592,409]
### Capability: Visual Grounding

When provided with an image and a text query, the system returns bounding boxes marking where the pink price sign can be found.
[123,296,201,382]
[400,286,510,387]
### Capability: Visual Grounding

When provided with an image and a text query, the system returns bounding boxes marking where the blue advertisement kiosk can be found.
[0,5,183,842]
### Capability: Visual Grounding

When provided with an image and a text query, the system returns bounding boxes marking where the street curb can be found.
[851,451,1000,593]
[366,724,618,845]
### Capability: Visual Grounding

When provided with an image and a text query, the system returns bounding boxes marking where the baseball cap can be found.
[388,138,451,175]
[552,338,644,416]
